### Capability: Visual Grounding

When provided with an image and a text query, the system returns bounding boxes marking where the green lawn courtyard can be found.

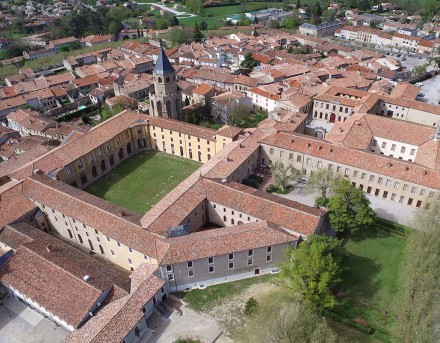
[86,151,201,214]
[333,219,410,340]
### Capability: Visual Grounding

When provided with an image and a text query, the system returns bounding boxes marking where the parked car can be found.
[298,176,308,184]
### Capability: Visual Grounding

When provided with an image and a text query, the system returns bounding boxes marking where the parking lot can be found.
[418,75,440,105]
[0,296,69,343]
[278,183,415,227]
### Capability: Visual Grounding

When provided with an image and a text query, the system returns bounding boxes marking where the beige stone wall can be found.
[149,125,216,163]
[206,201,259,227]
[313,100,353,122]
[31,200,157,271]
[260,143,437,209]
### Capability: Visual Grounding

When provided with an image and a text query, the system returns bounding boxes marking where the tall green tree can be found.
[240,52,259,69]
[87,11,103,34]
[282,17,299,29]
[193,22,204,43]
[420,0,440,21]
[166,27,193,46]
[327,179,376,232]
[68,12,88,37]
[270,162,301,192]
[108,20,123,36]
[393,201,440,343]
[358,0,371,11]
[226,104,251,127]
[279,235,345,311]
[199,19,208,30]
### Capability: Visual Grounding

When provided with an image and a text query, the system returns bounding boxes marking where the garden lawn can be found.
[86,151,201,214]
[175,274,275,312]
[178,2,283,28]
[334,222,409,335]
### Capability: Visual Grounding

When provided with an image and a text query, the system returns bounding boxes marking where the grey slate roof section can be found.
[153,49,175,75]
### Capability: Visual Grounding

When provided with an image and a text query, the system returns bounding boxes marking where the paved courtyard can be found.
[0,296,69,343]
[146,306,223,343]
[419,74,440,106]
[277,183,415,227]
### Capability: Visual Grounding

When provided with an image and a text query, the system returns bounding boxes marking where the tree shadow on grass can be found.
[337,252,381,320]
[347,225,396,243]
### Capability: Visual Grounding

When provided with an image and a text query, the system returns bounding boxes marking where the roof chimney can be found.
[118,210,126,217]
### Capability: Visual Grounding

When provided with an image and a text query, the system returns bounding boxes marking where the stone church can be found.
[149,49,183,120]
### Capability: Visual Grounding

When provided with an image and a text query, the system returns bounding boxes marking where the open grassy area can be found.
[334,221,410,339]
[176,274,276,312]
[86,151,201,214]
[179,2,283,28]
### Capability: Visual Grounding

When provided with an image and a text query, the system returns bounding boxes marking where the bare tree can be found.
[306,168,339,204]
[270,162,301,192]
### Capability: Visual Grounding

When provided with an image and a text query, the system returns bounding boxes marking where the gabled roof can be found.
[153,48,175,75]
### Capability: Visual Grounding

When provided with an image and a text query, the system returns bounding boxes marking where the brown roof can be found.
[0,181,36,229]
[10,111,146,180]
[64,265,164,343]
[22,175,169,260]
[7,109,56,133]
[203,179,324,236]
[162,221,298,264]
[379,95,440,116]
[389,82,419,100]
[0,222,130,294]
[216,125,242,139]
[259,132,440,189]
[193,82,214,96]
[1,247,105,328]
[249,87,281,100]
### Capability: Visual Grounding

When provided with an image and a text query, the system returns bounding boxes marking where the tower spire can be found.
[153,48,175,75]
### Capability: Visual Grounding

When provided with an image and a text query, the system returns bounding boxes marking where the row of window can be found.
[44,206,152,265]
[353,182,426,208]
[151,126,205,143]
[153,133,209,151]
[165,247,273,276]
[66,133,130,176]
[314,101,350,113]
[166,254,273,279]
[371,139,416,155]
[267,147,435,198]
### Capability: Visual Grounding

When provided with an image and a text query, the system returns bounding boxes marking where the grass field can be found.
[86,151,201,214]
[334,220,410,338]
[178,2,283,28]
[176,274,276,312]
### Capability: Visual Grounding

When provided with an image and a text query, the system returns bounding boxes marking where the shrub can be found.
[243,178,259,189]
[315,196,329,207]
[173,338,201,343]
[266,184,276,193]
[274,185,292,194]
[245,297,259,317]
[249,174,263,184]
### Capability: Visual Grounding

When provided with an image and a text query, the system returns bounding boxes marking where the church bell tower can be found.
[149,49,183,120]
